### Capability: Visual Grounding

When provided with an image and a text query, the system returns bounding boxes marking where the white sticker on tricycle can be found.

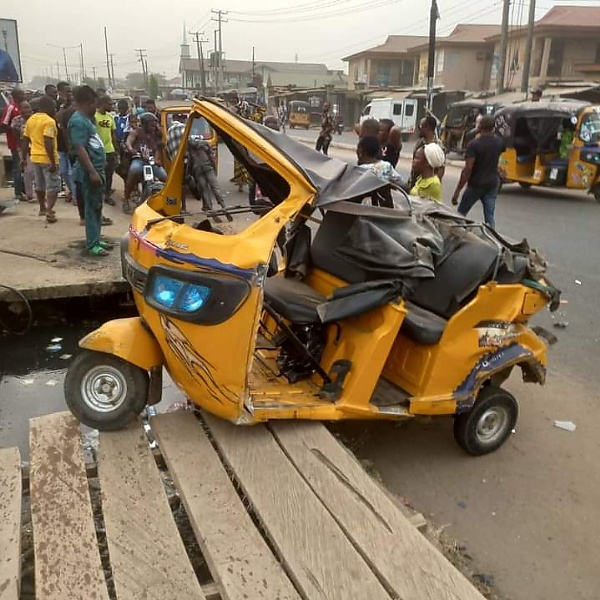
[477,322,518,348]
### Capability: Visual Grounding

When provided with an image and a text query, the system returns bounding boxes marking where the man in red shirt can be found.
[1,88,25,199]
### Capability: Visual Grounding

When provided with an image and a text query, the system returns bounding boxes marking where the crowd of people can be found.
[1,84,165,257]
[1,86,507,259]
[314,102,505,225]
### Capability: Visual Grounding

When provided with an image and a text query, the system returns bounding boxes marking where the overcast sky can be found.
[5,0,596,83]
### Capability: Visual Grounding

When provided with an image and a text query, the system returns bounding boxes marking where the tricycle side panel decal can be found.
[160,315,238,406]
[453,343,544,413]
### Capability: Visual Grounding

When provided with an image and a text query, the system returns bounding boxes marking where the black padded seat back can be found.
[310,211,370,284]
[409,232,499,319]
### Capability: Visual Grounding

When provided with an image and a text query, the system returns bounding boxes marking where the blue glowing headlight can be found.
[149,275,211,313]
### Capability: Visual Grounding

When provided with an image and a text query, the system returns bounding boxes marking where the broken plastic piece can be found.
[575,280,582,286]
[46,344,62,353]
[45,379,59,386]
[59,354,73,360]
[553,321,569,329]
[21,378,34,385]
[554,420,576,432]
[50,337,63,343]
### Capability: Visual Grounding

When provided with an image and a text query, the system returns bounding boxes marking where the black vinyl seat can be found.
[263,275,325,323]
[401,302,447,345]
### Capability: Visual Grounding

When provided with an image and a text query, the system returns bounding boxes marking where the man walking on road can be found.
[452,115,505,228]
[409,115,444,187]
[1,88,25,200]
[315,102,333,155]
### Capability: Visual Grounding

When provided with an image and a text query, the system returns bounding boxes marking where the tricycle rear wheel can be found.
[64,350,149,431]
[454,386,518,456]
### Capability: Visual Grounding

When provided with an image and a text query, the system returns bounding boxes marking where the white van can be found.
[360,98,418,141]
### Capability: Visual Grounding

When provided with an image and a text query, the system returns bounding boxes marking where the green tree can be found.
[148,74,159,100]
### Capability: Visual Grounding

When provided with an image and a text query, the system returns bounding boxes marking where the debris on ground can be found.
[553,321,569,329]
[575,279,582,286]
[457,500,467,509]
[45,343,62,353]
[554,420,576,432]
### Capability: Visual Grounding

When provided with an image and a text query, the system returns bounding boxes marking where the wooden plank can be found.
[271,421,486,600]
[152,412,301,600]
[98,421,206,600]
[203,413,390,600]
[0,448,21,600]
[29,412,110,600]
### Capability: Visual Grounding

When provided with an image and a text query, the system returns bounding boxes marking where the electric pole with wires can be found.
[497,0,511,95]
[521,0,536,93]
[136,49,149,93]
[211,9,228,93]
[426,0,440,111]
[190,31,208,96]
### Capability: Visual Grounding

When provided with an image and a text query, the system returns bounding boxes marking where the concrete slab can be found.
[0,185,128,300]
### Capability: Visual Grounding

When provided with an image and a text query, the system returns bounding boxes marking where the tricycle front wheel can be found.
[64,350,149,431]
[454,386,518,456]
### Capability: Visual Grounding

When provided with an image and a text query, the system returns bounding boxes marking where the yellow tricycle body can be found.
[66,98,560,455]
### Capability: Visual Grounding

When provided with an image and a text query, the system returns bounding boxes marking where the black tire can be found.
[453,386,518,456]
[519,182,532,189]
[64,350,149,431]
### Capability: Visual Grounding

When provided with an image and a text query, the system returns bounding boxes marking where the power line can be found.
[231,0,357,17]
[229,0,399,23]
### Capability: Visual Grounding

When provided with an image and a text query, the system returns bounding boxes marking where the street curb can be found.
[292,136,465,168]
[0,279,130,302]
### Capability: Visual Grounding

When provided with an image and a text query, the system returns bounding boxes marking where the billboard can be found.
[0,19,22,83]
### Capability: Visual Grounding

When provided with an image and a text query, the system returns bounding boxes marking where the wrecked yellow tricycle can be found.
[65,99,561,455]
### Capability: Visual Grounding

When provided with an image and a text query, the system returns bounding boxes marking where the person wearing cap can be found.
[410,142,445,203]
[531,87,543,102]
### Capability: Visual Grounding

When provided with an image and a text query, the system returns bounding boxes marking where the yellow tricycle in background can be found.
[65,98,561,456]
[495,101,600,200]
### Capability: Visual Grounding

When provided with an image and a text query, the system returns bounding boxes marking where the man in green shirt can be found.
[68,86,111,257]
[95,95,118,206]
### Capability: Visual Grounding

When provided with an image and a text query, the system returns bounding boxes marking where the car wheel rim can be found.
[81,365,128,413]
[475,406,510,445]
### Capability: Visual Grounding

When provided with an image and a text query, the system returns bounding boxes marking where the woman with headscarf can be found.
[410,142,445,204]
[231,100,254,192]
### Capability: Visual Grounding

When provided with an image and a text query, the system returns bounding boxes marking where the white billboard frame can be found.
[0,18,23,84]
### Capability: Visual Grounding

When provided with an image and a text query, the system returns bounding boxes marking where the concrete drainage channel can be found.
[0,291,136,456]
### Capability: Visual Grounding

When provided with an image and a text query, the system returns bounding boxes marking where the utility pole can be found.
[56,61,61,80]
[213,30,218,92]
[426,0,440,111]
[110,54,116,87]
[190,31,208,96]
[136,49,148,93]
[521,0,536,93]
[252,46,255,79]
[92,66,97,82]
[104,27,112,87]
[80,43,86,83]
[211,10,228,92]
[48,44,79,82]
[497,0,511,95]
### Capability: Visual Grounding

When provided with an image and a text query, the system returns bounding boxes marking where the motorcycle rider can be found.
[123,112,166,214]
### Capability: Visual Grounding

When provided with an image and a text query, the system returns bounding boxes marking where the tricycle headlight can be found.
[150,275,211,312]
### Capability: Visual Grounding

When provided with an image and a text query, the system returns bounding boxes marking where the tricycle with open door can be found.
[65,98,560,456]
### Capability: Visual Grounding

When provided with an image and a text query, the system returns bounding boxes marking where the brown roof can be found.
[486,5,600,40]
[409,24,500,51]
[342,35,428,61]
[536,5,600,28]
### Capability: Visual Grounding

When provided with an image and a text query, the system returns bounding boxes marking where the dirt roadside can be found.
[334,370,600,600]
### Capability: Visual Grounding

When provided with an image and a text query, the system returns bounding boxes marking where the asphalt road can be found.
[1,141,599,600]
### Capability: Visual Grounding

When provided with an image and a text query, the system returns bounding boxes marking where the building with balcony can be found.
[487,5,600,91]
[411,24,500,91]
[343,35,427,91]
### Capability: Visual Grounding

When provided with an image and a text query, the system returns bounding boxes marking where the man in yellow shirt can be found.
[22,95,61,222]
[95,95,117,206]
